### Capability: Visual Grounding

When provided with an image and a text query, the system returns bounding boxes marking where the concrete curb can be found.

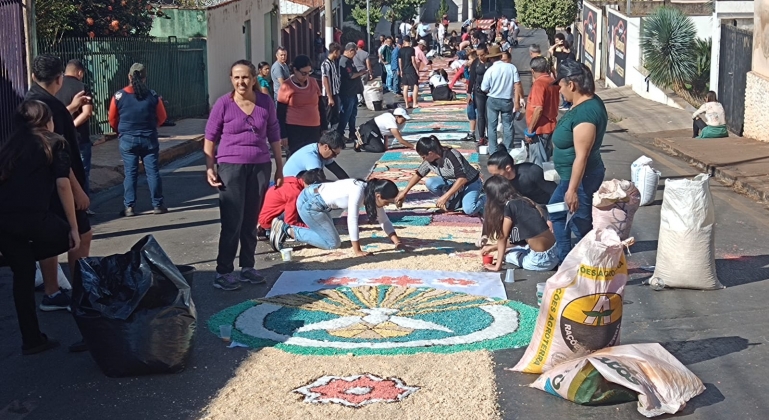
[90,135,204,195]
[653,137,768,203]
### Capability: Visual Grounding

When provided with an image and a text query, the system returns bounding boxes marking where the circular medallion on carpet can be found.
[208,285,537,356]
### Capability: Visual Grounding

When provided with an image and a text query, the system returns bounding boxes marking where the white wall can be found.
[207,0,279,105]
[709,1,754,92]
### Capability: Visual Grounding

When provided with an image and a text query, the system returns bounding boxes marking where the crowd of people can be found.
[0,19,608,355]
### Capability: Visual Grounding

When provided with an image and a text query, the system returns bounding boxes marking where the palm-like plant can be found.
[691,37,712,94]
[641,7,697,90]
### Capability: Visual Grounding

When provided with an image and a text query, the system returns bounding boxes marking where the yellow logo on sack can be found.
[578,255,627,281]
[559,293,623,352]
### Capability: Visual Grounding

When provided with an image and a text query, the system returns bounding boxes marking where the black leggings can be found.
[286,124,321,157]
[358,119,386,153]
[0,212,70,349]
[474,92,488,139]
[693,118,707,137]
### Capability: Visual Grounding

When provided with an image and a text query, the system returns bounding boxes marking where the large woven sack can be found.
[631,156,660,206]
[592,179,641,241]
[652,174,723,290]
[530,343,705,417]
[512,229,630,374]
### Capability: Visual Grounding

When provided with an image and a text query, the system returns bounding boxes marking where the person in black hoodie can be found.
[25,54,92,351]
[0,100,80,355]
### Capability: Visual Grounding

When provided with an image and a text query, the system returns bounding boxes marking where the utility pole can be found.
[325,0,333,49]
[366,0,371,49]
[23,0,38,87]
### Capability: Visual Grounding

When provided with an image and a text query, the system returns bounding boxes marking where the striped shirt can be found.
[321,57,340,97]
[417,148,480,183]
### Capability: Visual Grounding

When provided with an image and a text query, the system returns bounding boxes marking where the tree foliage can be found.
[516,0,577,45]
[435,0,449,22]
[640,7,697,89]
[345,0,424,36]
[36,0,167,41]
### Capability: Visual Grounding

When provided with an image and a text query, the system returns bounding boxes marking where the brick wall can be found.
[743,71,769,142]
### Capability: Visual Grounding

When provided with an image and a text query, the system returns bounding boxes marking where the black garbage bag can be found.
[72,235,196,377]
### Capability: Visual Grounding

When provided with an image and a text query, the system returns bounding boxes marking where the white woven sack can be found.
[530,343,705,417]
[592,180,641,241]
[630,155,652,184]
[652,174,723,290]
[635,165,660,206]
[512,228,630,374]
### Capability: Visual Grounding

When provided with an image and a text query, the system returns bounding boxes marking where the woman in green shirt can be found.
[549,60,607,262]
[257,62,273,98]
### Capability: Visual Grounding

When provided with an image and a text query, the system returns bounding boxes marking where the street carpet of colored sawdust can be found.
[199,349,500,420]
[286,225,483,271]
[207,285,537,355]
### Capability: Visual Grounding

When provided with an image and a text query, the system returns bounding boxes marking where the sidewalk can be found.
[89,118,206,194]
[596,85,769,203]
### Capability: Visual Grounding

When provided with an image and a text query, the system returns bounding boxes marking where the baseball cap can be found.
[393,107,411,120]
[129,62,146,76]
[357,40,365,48]
[553,59,584,85]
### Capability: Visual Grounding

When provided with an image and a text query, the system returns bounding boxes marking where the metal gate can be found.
[39,37,208,134]
[718,24,753,136]
[0,0,27,140]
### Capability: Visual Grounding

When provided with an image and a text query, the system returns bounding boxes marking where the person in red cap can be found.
[353,40,372,106]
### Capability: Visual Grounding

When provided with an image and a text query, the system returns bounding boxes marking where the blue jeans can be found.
[528,133,553,168]
[424,177,485,216]
[337,94,358,139]
[119,133,163,209]
[486,97,514,155]
[390,68,400,94]
[549,165,606,262]
[505,244,559,271]
[293,186,341,250]
[385,66,395,93]
[78,141,92,196]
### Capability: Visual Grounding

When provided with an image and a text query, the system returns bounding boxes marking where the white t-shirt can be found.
[429,73,448,88]
[399,22,412,36]
[438,24,446,39]
[317,179,395,241]
[500,19,509,31]
[374,112,405,135]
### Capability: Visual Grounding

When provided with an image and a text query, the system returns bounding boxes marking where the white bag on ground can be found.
[530,343,705,417]
[363,82,383,110]
[34,262,72,290]
[509,145,527,164]
[653,174,723,289]
[631,156,661,206]
[512,229,630,374]
[592,179,641,241]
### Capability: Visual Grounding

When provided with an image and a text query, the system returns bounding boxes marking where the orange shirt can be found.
[526,74,559,135]
[277,77,321,127]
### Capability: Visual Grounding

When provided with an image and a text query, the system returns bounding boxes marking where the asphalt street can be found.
[2,29,769,420]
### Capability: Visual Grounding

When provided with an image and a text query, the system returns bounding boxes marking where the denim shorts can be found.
[505,244,559,271]
[466,101,477,120]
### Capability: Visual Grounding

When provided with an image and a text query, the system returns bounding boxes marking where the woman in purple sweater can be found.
[204,60,284,291]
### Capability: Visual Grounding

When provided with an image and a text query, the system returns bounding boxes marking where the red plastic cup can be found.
[482,254,494,265]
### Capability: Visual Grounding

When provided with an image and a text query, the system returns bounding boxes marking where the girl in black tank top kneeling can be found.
[481,175,559,272]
